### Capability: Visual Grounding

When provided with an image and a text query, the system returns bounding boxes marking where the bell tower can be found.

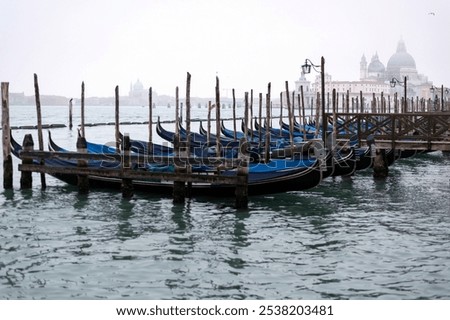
[360,54,367,80]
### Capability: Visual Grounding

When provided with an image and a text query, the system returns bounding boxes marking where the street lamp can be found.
[430,85,449,111]
[390,76,408,112]
[302,57,326,145]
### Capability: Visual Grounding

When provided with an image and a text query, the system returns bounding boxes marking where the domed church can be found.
[360,38,430,97]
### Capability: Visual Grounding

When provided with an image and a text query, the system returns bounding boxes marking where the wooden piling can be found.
[175,87,180,136]
[20,134,34,189]
[185,73,192,197]
[279,92,283,137]
[121,134,133,198]
[314,92,320,138]
[235,137,249,209]
[232,88,236,141]
[360,91,364,113]
[76,135,89,193]
[69,98,73,130]
[115,86,120,152]
[148,87,153,154]
[373,148,389,178]
[2,82,13,189]
[285,81,294,149]
[185,73,191,153]
[207,101,212,145]
[264,83,271,163]
[250,89,254,141]
[215,76,221,158]
[81,81,86,138]
[34,74,46,189]
[244,92,249,138]
[258,93,263,146]
[300,86,307,141]
[172,133,185,204]
[331,89,337,152]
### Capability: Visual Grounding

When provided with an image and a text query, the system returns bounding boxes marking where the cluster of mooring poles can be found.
[2,72,450,208]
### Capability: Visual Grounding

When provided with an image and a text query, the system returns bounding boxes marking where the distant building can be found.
[295,39,434,110]
[128,79,147,105]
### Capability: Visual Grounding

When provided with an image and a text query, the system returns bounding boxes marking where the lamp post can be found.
[302,56,326,145]
[390,76,407,112]
[430,85,449,111]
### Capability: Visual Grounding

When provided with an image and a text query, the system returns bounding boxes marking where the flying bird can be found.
[428,12,435,16]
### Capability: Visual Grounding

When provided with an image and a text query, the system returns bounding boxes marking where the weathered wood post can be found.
[264,83,271,163]
[232,88,237,141]
[235,137,249,209]
[207,101,212,145]
[215,76,221,158]
[314,92,320,138]
[258,93,263,148]
[172,133,186,204]
[175,87,180,136]
[300,86,307,140]
[331,89,337,153]
[279,92,283,138]
[355,96,359,114]
[185,74,191,152]
[121,134,133,198]
[20,134,34,189]
[80,81,86,138]
[2,82,13,189]
[76,134,89,193]
[346,90,350,114]
[69,98,73,130]
[34,74,46,189]
[250,89,254,141]
[115,86,120,152]
[148,87,153,155]
[373,148,389,178]
[185,73,192,197]
[372,93,376,113]
[244,92,249,138]
[285,81,294,150]
[360,91,364,113]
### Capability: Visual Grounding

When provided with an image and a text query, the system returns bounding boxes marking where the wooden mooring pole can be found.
[172,133,186,204]
[76,135,89,193]
[2,82,13,189]
[235,138,249,209]
[115,86,120,152]
[373,148,389,178]
[264,83,271,163]
[148,87,153,154]
[81,82,86,138]
[69,98,73,130]
[121,134,133,198]
[20,134,34,189]
[215,76,221,158]
[232,89,236,141]
[185,73,192,198]
[34,74,46,189]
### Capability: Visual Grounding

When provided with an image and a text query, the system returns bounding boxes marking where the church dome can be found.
[368,53,385,73]
[387,39,416,72]
[133,79,144,91]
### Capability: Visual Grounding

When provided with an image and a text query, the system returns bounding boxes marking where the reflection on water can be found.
[1,106,450,299]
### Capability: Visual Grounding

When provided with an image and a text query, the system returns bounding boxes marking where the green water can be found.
[1,106,449,299]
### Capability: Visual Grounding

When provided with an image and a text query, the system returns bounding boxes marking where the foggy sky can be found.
[1,0,448,99]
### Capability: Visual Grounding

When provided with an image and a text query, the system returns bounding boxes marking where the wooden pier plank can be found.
[18,163,241,185]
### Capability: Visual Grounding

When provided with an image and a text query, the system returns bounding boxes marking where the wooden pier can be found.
[330,112,450,151]
[2,75,450,208]
[1,76,251,208]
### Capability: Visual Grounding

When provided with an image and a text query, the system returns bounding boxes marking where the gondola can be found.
[13,133,323,196]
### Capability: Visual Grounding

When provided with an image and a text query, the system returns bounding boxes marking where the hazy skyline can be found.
[1,0,448,99]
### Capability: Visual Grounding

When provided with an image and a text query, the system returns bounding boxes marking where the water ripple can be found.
[1,151,449,299]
